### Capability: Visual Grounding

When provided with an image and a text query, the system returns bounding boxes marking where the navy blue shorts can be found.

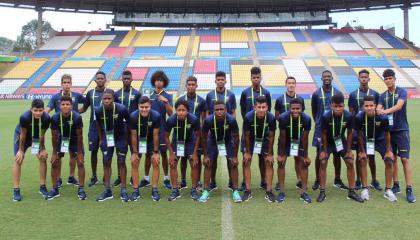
[55,137,85,158]
[206,138,234,161]
[318,141,349,159]
[279,142,305,158]
[390,131,410,159]
[158,126,167,152]
[312,127,322,148]
[351,131,359,151]
[171,140,196,157]
[88,121,100,152]
[241,138,269,156]
[100,138,128,162]
[13,129,31,155]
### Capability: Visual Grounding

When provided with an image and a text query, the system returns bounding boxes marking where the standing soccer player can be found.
[274,76,306,191]
[46,96,86,200]
[164,99,201,201]
[354,96,396,201]
[79,71,107,187]
[199,101,241,203]
[377,69,416,203]
[12,100,50,201]
[277,98,312,203]
[348,69,381,191]
[95,89,130,202]
[239,67,271,191]
[317,94,363,203]
[141,71,173,190]
[311,70,346,191]
[45,74,85,187]
[178,76,206,190]
[205,71,237,191]
[113,70,141,187]
[128,96,162,201]
[241,96,275,202]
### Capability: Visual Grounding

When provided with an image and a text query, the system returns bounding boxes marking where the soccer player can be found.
[239,67,271,191]
[46,96,86,200]
[141,71,173,190]
[177,76,206,190]
[274,76,306,191]
[79,71,107,187]
[277,98,312,203]
[348,69,381,191]
[377,69,416,203]
[317,94,363,203]
[95,89,130,202]
[205,71,237,191]
[354,96,396,201]
[164,99,201,201]
[311,70,346,191]
[45,74,85,187]
[12,99,50,201]
[128,96,162,201]
[199,101,241,203]
[241,96,276,202]
[113,70,141,187]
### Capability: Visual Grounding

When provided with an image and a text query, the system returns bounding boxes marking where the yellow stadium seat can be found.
[315,43,336,57]
[327,59,348,67]
[251,29,259,42]
[353,68,387,93]
[119,30,138,47]
[221,29,248,42]
[84,81,96,94]
[133,30,165,47]
[381,49,417,57]
[199,51,220,57]
[231,65,253,86]
[260,65,287,87]
[73,41,111,57]
[191,36,200,57]
[305,59,324,67]
[3,60,46,79]
[283,43,317,57]
[61,60,105,68]
[176,36,190,57]
[366,49,381,57]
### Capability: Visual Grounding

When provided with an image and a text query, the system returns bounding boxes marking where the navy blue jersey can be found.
[379,87,409,132]
[95,103,129,139]
[50,110,83,144]
[149,90,173,121]
[48,91,85,113]
[240,86,271,117]
[311,87,342,128]
[165,113,200,143]
[114,87,141,114]
[279,111,311,144]
[242,110,276,142]
[353,112,388,141]
[321,110,353,145]
[202,113,239,143]
[274,93,306,115]
[205,89,236,115]
[84,88,105,123]
[348,88,379,114]
[15,111,50,142]
[128,109,162,141]
[178,93,206,120]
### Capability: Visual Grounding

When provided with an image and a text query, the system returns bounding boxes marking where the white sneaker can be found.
[384,189,397,202]
[361,188,370,201]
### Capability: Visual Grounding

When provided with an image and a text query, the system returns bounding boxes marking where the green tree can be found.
[13,19,55,53]
[0,37,15,54]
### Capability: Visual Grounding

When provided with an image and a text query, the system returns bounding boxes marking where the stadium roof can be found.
[1,0,420,14]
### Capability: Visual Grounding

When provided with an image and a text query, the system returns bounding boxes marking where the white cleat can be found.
[361,188,370,201]
[384,189,398,202]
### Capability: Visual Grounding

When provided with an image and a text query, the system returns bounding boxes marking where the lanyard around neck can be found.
[60,111,73,140]
[185,94,198,114]
[122,87,132,109]
[213,115,226,142]
[32,114,41,139]
[251,86,262,106]
[290,114,301,142]
[357,88,370,109]
[215,89,227,104]
[321,87,334,110]
[365,114,375,140]
[103,103,115,131]
[254,112,267,140]
[176,115,188,141]
[332,111,344,138]
[284,92,296,112]
[138,112,150,138]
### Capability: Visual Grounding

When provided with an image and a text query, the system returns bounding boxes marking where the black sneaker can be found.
[130,189,140,202]
[276,192,286,203]
[180,179,187,190]
[39,185,49,198]
[259,180,267,190]
[406,187,416,203]
[96,189,113,202]
[333,177,349,190]
[168,189,181,201]
[238,182,246,192]
[56,178,63,189]
[191,188,199,201]
[347,190,364,203]
[209,182,218,192]
[300,192,312,203]
[317,190,326,203]
[12,188,22,202]
[242,190,252,202]
[163,179,172,190]
[355,179,362,191]
[120,188,130,202]
[46,188,60,200]
[296,181,302,190]
[392,182,401,194]
[265,191,275,203]
[88,176,99,187]
[370,179,383,191]
[139,179,151,188]
[312,180,320,191]
[151,188,161,202]
[275,182,281,192]
[78,187,87,200]
[228,181,234,191]
[67,176,79,186]
[113,176,122,187]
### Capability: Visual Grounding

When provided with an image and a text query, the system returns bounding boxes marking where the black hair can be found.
[285,76,296,83]
[31,99,44,109]
[103,89,115,97]
[151,70,169,88]
[175,99,190,111]
[122,70,132,77]
[289,98,303,107]
[383,69,395,78]
[331,93,344,105]
[96,71,106,78]
[215,71,226,79]
[60,95,73,104]
[321,70,332,76]
[358,69,370,76]
[139,96,150,105]
[250,66,261,75]
[186,76,197,84]
[363,95,375,103]
[214,100,226,107]
[254,95,267,105]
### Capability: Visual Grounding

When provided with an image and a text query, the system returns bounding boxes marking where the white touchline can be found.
[221,157,234,240]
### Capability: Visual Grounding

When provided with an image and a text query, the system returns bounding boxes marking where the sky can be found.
[0,6,419,46]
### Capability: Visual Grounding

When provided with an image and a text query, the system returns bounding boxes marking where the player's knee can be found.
[320,159,328,167]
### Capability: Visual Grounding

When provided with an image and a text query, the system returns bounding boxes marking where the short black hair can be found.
[322,70,332,76]
[96,71,106,78]
[285,76,296,83]
[151,70,169,88]
[122,70,132,77]
[60,95,73,104]
[254,95,267,105]
[186,76,197,84]
[214,100,226,107]
[363,95,375,103]
[383,69,395,78]
[358,69,370,76]
[175,99,190,111]
[31,99,44,109]
[215,71,226,79]
[103,89,114,97]
[250,66,261,75]
[331,93,344,104]
[139,96,150,105]
[289,98,303,107]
